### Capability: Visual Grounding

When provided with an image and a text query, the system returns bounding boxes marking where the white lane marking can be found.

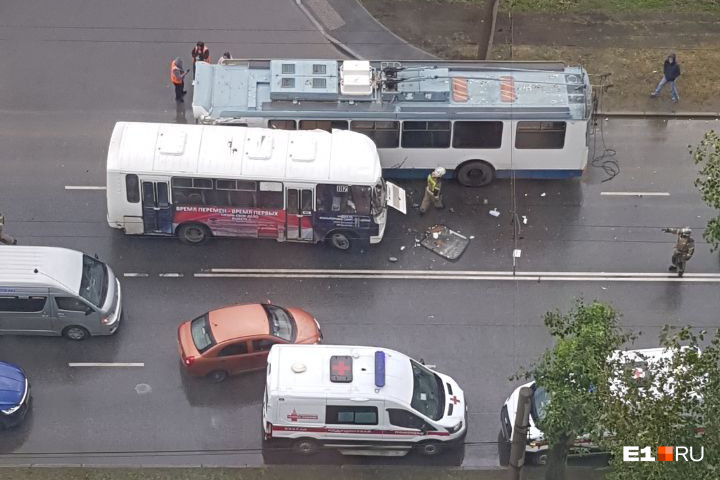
[600,191,670,196]
[123,273,150,278]
[68,362,144,367]
[204,268,720,278]
[159,273,184,278]
[64,186,107,190]
[194,270,720,283]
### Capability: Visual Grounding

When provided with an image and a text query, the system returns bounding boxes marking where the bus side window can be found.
[125,174,140,203]
[257,182,283,209]
[452,121,503,149]
[401,121,451,149]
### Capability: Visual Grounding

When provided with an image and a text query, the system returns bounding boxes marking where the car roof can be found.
[0,246,83,293]
[207,303,270,344]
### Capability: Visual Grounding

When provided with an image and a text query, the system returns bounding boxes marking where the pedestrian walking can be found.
[170,57,188,102]
[0,213,18,245]
[650,53,681,103]
[191,41,210,76]
[662,226,695,277]
[419,167,446,214]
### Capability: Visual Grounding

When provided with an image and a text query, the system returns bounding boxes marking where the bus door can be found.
[141,180,173,234]
[285,186,314,242]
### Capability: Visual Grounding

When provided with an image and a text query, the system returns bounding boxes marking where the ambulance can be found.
[262,344,467,457]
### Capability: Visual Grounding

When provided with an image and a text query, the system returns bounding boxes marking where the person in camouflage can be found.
[662,227,694,277]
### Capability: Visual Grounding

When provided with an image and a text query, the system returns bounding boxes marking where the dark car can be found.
[0,361,31,429]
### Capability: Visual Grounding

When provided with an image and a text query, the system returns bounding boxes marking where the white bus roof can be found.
[0,246,83,293]
[267,344,414,405]
[106,122,382,185]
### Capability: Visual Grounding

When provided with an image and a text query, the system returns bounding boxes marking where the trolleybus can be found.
[192,59,593,186]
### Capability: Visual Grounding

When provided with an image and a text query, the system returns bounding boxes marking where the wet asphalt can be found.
[1,0,720,469]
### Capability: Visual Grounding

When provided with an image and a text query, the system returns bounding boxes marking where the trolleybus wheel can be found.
[63,326,89,341]
[416,440,444,456]
[292,438,319,455]
[328,231,353,251]
[457,160,495,187]
[178,223,210,245]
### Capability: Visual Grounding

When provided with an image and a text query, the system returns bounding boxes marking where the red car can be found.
[178,303,322,382]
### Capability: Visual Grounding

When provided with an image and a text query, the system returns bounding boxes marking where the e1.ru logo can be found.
[623,446,704,462]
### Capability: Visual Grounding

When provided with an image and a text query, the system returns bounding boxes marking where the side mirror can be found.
[94,253,99,260]
[419,358,425,365]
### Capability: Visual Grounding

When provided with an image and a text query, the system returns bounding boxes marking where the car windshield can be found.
[371,181,386,215]
[531,385,551,424]
[190,314,215,353]
[263,304,296,342]
[410,360,445,420]
[79,254,108,309]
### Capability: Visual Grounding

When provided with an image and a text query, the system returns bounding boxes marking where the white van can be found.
[0,246,122,340]
[262,344,467,457]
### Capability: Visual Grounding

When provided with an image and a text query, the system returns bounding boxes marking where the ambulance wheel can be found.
[178,223,210,245]
[207,370,228,383]
[292,438,319,455]
[327,231,353,251]
[416,440,444,456]
[456,160,495,187]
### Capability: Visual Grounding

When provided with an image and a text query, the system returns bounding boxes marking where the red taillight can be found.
[184,355,195,367]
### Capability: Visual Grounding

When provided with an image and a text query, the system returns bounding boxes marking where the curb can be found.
[350,0,437,59]
[295,0,363,59]
[597,111,720,118]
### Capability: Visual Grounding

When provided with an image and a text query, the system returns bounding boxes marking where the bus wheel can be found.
[416,440,444,456]
[178,223,209,245]
[457,160,495,187]
[292,438,319,455]
[328,231,353,251]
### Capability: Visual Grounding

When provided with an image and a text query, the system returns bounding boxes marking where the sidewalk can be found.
[343,0,720,115]
[297,0,434,59]
[0,466,609,480]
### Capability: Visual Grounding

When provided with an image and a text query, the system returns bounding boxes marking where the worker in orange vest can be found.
[191,41,210,76]
[170,57,188,102]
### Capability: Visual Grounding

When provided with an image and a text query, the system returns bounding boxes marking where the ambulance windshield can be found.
[410,360,445,421]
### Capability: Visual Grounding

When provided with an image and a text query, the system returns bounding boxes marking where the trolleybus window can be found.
[515,121,566,149]
[401,121,451,149]
[269,119,296,130]
[299,120,349,132]
[350,121,399,148]
[452,121,504,149]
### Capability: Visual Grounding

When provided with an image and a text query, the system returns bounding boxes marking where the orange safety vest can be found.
[193,46,210,63]
[170,60,183,85]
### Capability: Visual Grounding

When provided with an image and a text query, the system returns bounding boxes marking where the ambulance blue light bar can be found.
[374,351,385,388]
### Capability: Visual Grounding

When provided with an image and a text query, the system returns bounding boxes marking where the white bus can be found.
[192,59,593,186]
[106,122,405,250]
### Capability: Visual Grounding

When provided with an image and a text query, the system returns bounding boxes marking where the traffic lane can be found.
[585,118,709,194]
[0,0,337,113]
[2,180,717,277]
[0,277,717,465]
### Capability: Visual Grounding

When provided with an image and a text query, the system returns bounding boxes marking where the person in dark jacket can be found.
[651,53,681,102]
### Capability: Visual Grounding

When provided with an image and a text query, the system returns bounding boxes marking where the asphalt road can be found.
[1,0,720,470]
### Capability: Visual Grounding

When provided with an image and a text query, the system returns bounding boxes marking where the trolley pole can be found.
[0,214,18,245]
[508,386,533,480]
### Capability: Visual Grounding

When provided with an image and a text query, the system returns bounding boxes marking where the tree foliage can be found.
[691,130,720,252]
[601,326,720,480]
[525,299,630,480]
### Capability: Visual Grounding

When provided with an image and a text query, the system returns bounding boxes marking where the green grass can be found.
[505,0,720,13]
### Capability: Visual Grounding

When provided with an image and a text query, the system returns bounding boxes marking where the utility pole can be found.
[508,386,533,480]
[0,213,18,245]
